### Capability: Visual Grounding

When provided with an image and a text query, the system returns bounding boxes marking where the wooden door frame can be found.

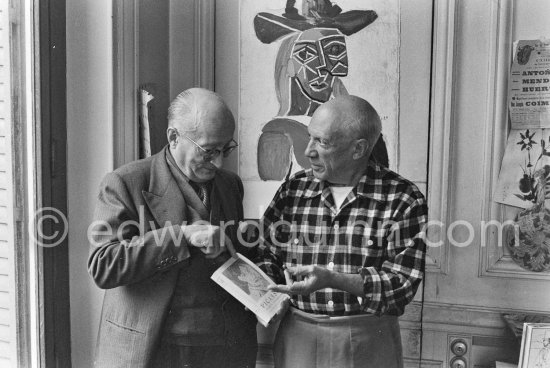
[112,0,215,168]
[38,0,71,366]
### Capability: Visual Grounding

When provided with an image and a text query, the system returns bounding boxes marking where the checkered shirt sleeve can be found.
[359,193,427,315]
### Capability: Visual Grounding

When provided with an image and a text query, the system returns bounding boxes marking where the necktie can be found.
[197,183,210,210]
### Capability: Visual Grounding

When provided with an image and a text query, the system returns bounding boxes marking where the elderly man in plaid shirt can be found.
[257,95,428,368]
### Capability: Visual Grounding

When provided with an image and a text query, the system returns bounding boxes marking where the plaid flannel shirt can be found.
[256,163,428,316]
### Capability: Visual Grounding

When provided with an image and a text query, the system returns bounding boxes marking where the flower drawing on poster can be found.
[239,0,399,183]
[495,128,550,209]
[515,129,550,204]
[496,129,550,273]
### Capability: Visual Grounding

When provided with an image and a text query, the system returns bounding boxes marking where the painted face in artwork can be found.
[290,28,348,103]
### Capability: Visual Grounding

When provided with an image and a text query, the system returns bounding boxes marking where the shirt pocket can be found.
[283,244,322,269]
[331,225,384,273]
[280,220,327,264]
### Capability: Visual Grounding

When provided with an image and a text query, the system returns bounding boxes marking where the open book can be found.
[211,253,289,327]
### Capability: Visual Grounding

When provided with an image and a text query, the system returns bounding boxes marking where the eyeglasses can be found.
[176,129,238,160]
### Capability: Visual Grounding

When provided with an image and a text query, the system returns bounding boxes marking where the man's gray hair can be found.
[167,88,232,134]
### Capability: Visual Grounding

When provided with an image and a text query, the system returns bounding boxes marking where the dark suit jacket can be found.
[88,147,256,367]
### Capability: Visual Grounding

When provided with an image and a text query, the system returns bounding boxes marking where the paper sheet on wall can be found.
[509,39,550,129]
[238,0,400,217]
[139,87,154,159]
[494,128,550,208]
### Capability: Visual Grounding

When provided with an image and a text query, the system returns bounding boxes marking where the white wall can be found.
[66,1,112,366]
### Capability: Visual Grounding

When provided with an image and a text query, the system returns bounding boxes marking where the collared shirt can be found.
[165,148,212,209]
[256,162,428,317]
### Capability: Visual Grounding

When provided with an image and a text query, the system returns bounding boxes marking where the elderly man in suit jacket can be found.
[88,88,258,368]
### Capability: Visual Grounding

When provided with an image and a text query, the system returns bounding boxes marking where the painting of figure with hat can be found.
[239,0,399,184]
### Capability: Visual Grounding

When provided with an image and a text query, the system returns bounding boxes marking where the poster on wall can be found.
[239,0,400,217]
[495,38,550,209]
[508,39,550,129]
[494,128,550,208]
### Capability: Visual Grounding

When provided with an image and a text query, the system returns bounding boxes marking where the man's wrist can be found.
[326,268,365,297]
[180,224,196,243]
[321,266,337,289]
[325,268,339,289]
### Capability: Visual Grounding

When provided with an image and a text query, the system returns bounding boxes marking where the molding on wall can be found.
[422,302,507,333]
[478,0,550,281]
[425,0,458,274]
[400,300,423,323]
[421,301,549,334]
[421,302,521,366]
[113,0,139,168]
[193,0,215,90]
[413,359,442,368]
[113,0,216,168]
[9,1,34,365]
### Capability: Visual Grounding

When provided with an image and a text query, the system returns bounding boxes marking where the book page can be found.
[211,253,289,326]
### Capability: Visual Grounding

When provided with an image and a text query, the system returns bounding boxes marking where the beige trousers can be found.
[273,307,403,368]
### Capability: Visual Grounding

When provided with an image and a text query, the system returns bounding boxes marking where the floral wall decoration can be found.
[515,129,550,204]
[495,129,550,209]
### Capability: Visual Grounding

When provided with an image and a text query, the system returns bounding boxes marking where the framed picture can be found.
[518,322,550,368]
[239,0,400,216]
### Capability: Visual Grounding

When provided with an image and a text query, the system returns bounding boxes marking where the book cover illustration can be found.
[211,253,289,327]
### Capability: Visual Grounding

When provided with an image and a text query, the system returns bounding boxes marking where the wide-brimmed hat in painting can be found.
[254,0,378,44]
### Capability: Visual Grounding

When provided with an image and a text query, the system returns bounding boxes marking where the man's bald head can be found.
[168,88,235,138]
[315,95,382,152]
[306,95,382,185]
